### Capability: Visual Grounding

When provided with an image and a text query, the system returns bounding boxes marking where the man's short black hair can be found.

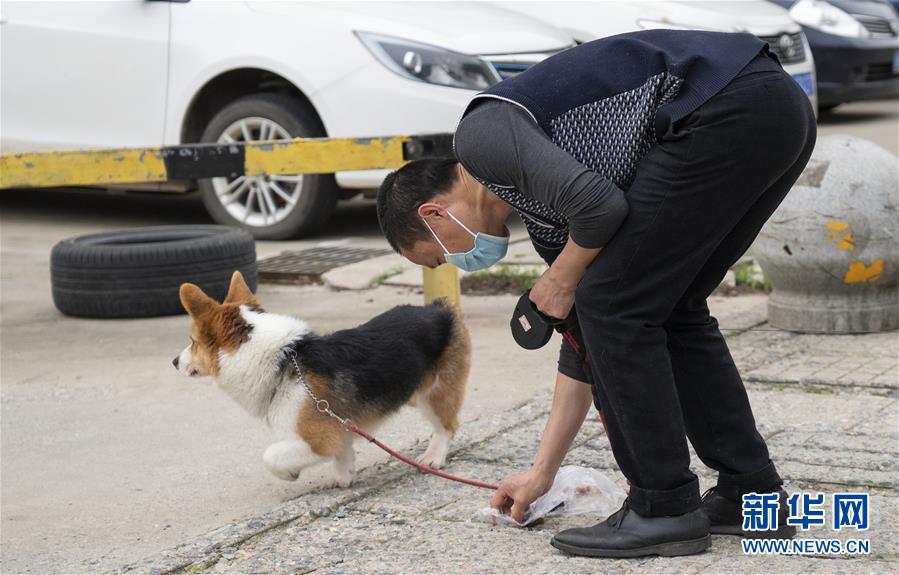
[376,158,459,253]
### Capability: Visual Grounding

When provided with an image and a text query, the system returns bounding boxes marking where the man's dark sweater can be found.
[452,30,778,381]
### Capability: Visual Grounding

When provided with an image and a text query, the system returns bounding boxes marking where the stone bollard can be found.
[754,135,898,333]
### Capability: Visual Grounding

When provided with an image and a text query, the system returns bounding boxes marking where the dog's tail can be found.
[427,297,469,350]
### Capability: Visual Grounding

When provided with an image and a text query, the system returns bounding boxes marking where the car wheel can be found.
[50,225,257,318]
[197,93,337,240]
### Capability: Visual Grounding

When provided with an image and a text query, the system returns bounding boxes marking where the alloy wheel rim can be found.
[211,117,304,228]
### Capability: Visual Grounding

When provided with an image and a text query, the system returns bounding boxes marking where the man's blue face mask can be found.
[422,210,509,272]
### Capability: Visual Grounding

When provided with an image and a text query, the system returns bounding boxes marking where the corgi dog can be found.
[172,271,470,487]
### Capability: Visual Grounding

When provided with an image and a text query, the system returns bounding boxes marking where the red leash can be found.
[345,420,499,490]
[348,334,584,492]
[341,332,601,494]
[286,349,499,491]
[346,331,596,491]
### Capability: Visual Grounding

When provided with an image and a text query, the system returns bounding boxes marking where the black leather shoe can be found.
[702,487,797,539]
[550,499,711,558]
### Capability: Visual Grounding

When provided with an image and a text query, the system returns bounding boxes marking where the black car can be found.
[771,0,899,110]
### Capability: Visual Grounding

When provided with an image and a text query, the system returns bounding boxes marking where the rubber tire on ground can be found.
[197,93,338,240]
[51,226,257,318]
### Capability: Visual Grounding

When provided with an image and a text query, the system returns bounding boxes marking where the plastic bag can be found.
[477,465,626,528]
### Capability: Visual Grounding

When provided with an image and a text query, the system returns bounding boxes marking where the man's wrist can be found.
[530,461,559,486]
[546,264,580,291]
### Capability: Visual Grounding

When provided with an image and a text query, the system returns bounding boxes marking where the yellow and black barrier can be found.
[0,133,461,305]
[0,133,454,188]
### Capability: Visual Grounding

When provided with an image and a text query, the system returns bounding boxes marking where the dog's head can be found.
[172,271,261,378]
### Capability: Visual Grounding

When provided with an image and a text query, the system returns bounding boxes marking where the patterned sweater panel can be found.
[550,72,684,191]
[466,72,683,248]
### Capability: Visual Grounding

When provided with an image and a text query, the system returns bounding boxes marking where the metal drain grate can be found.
[258,246,392,284]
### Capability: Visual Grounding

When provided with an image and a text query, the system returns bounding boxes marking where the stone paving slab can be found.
[748,389,897,434]
[851,400,899,436]
[321,253,414,291]
[731,330,897,392]
[346,460,507,518]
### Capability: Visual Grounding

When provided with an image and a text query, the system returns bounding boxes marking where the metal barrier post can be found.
[422,264,460,307]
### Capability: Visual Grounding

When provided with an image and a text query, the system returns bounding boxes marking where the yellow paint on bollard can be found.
[837,232,855,251]
[825,221,849,234]
[844,259,883,283]
[825,221,855,251]
[423,264,460,307]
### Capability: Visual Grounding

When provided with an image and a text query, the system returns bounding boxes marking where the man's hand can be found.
[491,372,594,525]
[490,466,554,524]
[529,269,576,320]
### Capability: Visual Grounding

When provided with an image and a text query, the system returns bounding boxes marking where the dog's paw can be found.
[416,451,446,469]
[268,467,300,482]
[332,474,354,489]
[263,440,317,482]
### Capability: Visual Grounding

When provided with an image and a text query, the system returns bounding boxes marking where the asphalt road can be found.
[816,99,898,156]
[1,98,896,574]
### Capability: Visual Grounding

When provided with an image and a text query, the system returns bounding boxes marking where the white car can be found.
[498,1,818,110]
[1,1,571,239]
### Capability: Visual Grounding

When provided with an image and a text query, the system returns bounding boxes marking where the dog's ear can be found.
[180,283,217,317]
[224,270,259,306]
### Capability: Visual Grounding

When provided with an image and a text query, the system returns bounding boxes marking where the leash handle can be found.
[346,421,499,491]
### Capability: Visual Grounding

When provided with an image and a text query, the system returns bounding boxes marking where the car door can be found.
[0,1,169,152]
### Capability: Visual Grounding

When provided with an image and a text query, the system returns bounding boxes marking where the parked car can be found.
[498,1,819,110]
[1,1,572,239]
[770,0,899,111]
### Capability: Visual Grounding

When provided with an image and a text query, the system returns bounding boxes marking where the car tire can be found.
[197,93,337,240]
[50,226,257,318]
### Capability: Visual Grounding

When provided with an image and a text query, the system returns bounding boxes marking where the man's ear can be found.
[180,283,217,317]
[223,270,259,306]
[417,202,446,219]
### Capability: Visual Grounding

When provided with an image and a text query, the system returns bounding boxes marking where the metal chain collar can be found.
[285,349,350,428]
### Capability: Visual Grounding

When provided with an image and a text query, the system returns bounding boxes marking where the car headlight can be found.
[790,0,870,38]
[355,31,501,90]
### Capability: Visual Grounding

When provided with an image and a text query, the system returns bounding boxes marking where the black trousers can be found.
[576,54,817,517]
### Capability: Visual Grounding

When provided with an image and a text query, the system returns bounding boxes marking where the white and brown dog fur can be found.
[173,271,470,487]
